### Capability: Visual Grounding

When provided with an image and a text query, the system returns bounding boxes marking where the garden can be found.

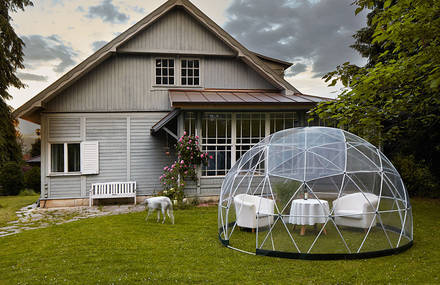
[0,196,439,284]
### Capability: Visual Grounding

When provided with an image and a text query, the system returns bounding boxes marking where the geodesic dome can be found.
[218,127,413,259]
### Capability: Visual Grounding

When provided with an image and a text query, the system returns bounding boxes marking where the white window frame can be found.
[180,58,201,87]
[152,57,203,89]
[153,57,176,87]
[48,142,81,176]
[186,111,305,177]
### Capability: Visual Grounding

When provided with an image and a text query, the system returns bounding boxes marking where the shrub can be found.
[0,162,24,196]
[18,189,38,196]
[392,154,439,198]
[24,166,41,193]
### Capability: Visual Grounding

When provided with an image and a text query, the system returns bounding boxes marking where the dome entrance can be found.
[218,127,413,260]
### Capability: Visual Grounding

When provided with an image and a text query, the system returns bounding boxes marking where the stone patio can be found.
[0,203,146,237]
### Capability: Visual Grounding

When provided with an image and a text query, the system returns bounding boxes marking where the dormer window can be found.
[181,59,200,86]
[155,58,175,85]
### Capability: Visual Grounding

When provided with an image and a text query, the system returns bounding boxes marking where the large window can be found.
[181,59,200,86]
[191,111,305,176]
[155,58,175,85]
[184,112,196,136]
[270,112,299,134]
[201,113,232,176]
[50,143,80,173]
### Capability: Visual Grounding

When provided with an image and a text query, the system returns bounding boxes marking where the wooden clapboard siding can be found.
[118,8,234,56]
[85,117,128,192]
[49,176,81,198]
[44,55,275,113]
[48,117,81,140]
[130,115,174,195]
[204,57,275,90]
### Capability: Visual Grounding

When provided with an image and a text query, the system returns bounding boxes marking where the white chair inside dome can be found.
[233,194,274,230]
[333,193,379,230]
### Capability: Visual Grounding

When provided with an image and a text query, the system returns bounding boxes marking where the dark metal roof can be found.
[169,89,327,107]
[151,108,181,134]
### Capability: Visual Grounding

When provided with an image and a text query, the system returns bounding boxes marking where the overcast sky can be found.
[8,0,368,110]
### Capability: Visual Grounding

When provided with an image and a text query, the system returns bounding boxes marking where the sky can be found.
[8,0,369,111]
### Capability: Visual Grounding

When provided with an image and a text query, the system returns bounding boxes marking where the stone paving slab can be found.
[0,204,146,238]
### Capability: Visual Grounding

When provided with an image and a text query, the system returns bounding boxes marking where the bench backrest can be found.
[91,182,136,196]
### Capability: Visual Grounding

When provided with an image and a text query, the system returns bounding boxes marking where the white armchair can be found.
[234,194,275,229]
[333,193,379,229]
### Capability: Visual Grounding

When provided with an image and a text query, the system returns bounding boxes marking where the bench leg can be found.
[89,197,92,207]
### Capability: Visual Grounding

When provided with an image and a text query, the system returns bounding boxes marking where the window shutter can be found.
[81,141,99,175]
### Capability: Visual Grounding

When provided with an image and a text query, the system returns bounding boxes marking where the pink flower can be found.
[171,177,174,180]
[201,153,204,158]
[184,171,188,175]
[184,131,187,135]
[195,141,198,145]
[163,166,168,170]
[187,147,190,150]
[189,140,192,143]
[209,155,213,159]
[180,160,184,164]
[195,136,199,139]
[190,156,193,159]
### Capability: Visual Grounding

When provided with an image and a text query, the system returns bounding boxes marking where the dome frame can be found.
[218,127,413,260]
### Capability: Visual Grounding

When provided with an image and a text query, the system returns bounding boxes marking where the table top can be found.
[291,198,329,205]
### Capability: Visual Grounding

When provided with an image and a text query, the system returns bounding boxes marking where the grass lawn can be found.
[0,195,39,227]
[0,198,439,284]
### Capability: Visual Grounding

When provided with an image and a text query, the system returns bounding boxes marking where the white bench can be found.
[89,182,137,207]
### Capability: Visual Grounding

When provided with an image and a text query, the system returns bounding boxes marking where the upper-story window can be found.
[155,58,175,85]
[181,59,200,86]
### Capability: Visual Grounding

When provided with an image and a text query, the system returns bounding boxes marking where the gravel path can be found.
[0,204,146,237]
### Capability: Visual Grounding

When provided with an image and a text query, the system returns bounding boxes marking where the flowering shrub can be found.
[159,132,212,201]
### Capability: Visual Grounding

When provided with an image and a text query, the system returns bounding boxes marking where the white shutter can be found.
[81,141,99,175]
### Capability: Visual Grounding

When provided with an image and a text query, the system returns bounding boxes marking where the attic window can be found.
[155,59,175,85]
[181,59,200,86]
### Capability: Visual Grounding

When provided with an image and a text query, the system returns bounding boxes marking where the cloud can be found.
[21,35,77,73]
[285,63,307,77]
[16,72,48,82]
[224,0,368,77]
[91,40,108,51]
[85,0,129,24]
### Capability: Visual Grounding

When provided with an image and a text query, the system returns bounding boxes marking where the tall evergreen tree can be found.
[0,0,33,166]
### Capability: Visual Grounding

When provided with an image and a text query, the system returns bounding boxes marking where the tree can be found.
[0,0,33,100]
[30,138,40,157]
[310,0,440,196]
[0,0,33,167]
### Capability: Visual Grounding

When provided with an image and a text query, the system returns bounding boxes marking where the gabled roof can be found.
[13,0,303,123]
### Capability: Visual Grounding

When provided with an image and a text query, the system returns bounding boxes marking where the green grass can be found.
[0,198,439,284]
[0,195,39,227]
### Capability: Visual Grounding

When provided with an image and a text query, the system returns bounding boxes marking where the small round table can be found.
[289,199,330,235]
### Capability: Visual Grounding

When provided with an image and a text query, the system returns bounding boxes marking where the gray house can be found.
[14,0,327,207]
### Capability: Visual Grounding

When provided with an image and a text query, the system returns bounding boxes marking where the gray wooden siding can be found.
[85,117,127,192]
[204,57,275,90]
[45,55,276,113]
[49,176,81,198]
[48,117,80,140]
[130,115,174,195]
[118,8,234,56]
[46,55,171,113]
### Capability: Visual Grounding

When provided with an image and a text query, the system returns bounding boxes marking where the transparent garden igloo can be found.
[218,127,413,259]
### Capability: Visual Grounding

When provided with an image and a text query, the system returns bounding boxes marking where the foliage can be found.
[23,166,40,193]
[159,132,211,201]
[310,0,440,194]
[18,188,37,196]
[0,0,33,100]
[0,161,23,196]
[0,100,22,166]
[392,154,439,198]
[0,200,439,283]
[30,138,40,157]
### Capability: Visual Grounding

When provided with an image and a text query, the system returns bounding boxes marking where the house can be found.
[13,0,328,207]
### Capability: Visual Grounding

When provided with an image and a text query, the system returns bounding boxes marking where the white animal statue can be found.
[142,196,174,224]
